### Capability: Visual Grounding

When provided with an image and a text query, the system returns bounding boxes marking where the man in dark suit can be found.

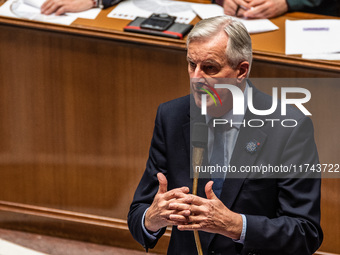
[128,16,322,255]
[220,0,337,18]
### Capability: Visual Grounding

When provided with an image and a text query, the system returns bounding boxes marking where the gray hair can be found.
[187,16,252,72]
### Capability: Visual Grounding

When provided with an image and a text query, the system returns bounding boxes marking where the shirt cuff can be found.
[233,214,247,244]
[141,207,161,241]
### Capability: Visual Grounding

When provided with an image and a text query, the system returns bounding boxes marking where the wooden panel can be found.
[251,59,340,78]
[0,23,189,220]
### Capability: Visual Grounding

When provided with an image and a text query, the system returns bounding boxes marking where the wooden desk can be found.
[0,228,161,255]
[0,5,339,254]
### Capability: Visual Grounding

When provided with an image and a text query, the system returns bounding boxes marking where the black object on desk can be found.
[124,13,193,39]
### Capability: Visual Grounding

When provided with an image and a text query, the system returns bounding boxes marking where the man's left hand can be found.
[242,0,288,19]
[168,181,243,240]
[41,0,94,15]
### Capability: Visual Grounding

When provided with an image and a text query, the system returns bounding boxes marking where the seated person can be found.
[218,0,338,18]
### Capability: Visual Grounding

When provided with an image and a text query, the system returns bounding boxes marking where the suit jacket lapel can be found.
[183,95,205,155]
[220,82,269,209]
[183,95,209,196]
[221,125,267,208]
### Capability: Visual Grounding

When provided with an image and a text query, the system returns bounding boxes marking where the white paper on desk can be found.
[302,53,340,60]
[0,0,77,25]
[0,0,100,22]
[285,19,340,55]
[190,3,224,19]
[191,3,278,34]
[107,0,196,24]
[65,8,101,19]
[23,0,43,8]
[23,0,101,19]
[0,239,48,255]
[239,18,278,33]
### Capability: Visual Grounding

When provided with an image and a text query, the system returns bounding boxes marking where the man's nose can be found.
[191,67,204,78]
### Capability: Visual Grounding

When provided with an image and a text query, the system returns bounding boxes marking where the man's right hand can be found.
[222,0,251,17]
[41,0,94,16]
[144,173,190,233]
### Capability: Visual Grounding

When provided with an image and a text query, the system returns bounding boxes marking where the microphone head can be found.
[192,122,208,148]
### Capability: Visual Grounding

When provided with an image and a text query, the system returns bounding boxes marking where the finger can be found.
[205,181,217,200]
[163,187,190,200]
[41,1,55,14]
[177,209,191,216]
[183,204,203,215]
[165,219,187,226]
[157,172,168,194]
[42,2,62,15]
[177,223,202,231]
[42,6,58,15]
[243,7,267,18]
[169,213,190,222]
[228,0,251,17]
[235,8,246,17]
[55,6,67,15]
[162,210,191,226]
[41,0,51,12]
[222,0,238,16]
[161,208,191,222]
[179,194,205,205]
[235,0,251,9]
[166,197,200,216]
[168,202,191,211]
[243,0,268,18]
[247,0,265,7]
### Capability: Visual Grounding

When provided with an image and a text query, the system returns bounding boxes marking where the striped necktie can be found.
[210,122,225,198]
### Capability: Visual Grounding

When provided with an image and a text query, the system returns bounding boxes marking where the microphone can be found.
[192,122,208,193]
[191,122,208,255]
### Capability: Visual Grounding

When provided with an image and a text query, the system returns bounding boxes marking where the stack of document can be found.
[191,3,278,34]
[285,19,340,60]
[0,0,101,25]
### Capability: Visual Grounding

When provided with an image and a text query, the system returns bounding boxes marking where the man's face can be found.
[187,31,248,117]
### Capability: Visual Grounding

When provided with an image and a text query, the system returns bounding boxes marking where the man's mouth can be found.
[194,82,211,94]
[192,81,223,106]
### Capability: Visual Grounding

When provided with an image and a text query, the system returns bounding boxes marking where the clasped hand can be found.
[145,173,242,240]
[223,0,288,19]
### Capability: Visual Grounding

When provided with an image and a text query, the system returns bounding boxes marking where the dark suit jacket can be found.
[128,84,323,255]
[286,0,338,16]
[213,0,338,16]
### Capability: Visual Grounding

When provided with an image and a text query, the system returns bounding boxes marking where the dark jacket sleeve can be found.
[101,0,122,9]
[286,0,322,11]
[286,0,338,16]
[242,116,323,255]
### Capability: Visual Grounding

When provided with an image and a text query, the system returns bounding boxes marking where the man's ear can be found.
[236,61,249,83]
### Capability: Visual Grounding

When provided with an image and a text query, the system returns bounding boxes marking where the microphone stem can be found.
[194,230,203,255]
[192,147,204,255]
